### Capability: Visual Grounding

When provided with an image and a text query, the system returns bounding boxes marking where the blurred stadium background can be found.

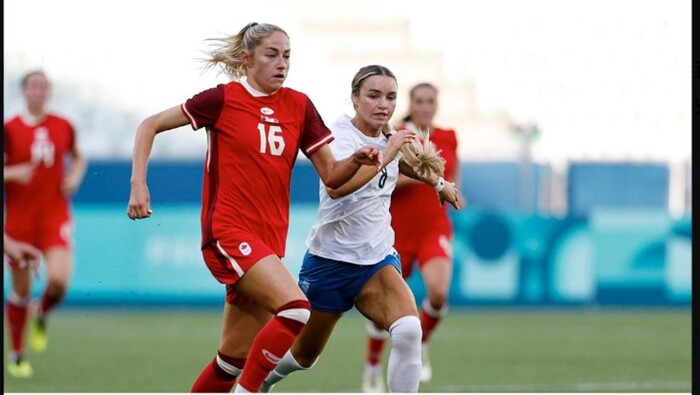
[4,0,691,393]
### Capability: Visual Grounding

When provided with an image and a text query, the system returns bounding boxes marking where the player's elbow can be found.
[325,187,344,199]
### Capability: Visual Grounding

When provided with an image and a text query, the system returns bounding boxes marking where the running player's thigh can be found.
[219,302,272,358]
[420,256,453,292]
[355,265,418,330]
[235,254,307,313]
[291,310,343,366]
[43,246,72,285]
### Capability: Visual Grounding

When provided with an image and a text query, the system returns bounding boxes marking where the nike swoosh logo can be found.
[262,349,281,365]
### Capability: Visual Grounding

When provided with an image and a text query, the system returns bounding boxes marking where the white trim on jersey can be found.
[305,134,334,154]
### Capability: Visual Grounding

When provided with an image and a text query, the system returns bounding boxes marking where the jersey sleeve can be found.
[181,85,225,131]
[299,97,334,157]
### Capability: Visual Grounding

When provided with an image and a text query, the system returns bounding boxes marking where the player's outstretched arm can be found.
[128,106,189,220]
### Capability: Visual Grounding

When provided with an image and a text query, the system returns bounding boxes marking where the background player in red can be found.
[127,22,381,393]
[362,82,464,391]
[4,70,87,379]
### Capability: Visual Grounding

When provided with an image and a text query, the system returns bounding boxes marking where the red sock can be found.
[237,301,308,392]
[6,298,29,355]
[38,285,64,318]
[420,305,442,343]
[366,322,387,366]
[191,352,244,393]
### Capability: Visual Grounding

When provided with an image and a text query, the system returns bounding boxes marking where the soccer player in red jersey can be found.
[4,70,88,379]
[127,22,381,393]
[362,82,465,390]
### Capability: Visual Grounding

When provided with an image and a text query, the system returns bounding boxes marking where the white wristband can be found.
[434,176,446,192]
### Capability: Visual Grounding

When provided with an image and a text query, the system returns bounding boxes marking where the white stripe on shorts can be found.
[216,241,245,277]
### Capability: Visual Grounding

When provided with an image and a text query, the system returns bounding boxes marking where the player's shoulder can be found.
[275,87,314,111]
[329,114,355,135]
[279,85,309,100]
[433,125,458,143]
[45,112,73,124]
[434,125,457,135]
[3,113,21,128]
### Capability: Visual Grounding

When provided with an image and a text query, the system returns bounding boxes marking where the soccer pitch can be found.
[3,307,691,393]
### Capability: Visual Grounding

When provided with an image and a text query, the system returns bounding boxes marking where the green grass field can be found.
[3,307,692,393]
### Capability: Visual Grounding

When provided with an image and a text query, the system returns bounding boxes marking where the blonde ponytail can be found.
[399,129,445,179]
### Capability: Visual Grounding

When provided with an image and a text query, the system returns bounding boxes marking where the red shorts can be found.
[201,233,278,305]
[4,216,72,270]
[395,229,453,280]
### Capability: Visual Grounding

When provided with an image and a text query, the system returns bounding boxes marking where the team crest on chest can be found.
[259,107,279,124]
[31,127,55,167]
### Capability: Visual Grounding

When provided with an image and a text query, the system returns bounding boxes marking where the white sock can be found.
[387,315,422,392]
[364,363,382,375]
[262,349,313,387]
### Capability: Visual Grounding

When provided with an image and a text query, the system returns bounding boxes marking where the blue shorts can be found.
[298,251,402,313]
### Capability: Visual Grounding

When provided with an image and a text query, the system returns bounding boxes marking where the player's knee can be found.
[46,283,67,300]
[388,315,422,349]
[430,291,448,308]
[275,299,311,326]
[8,292,31,306]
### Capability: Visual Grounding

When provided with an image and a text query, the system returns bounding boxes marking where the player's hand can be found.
[4,237,42,278]
[385,130,417,164]
[127,181,153,220]
[4,162,36,184]
[353,145,383,171]
[438,181,462,210]
[61,173,81,196]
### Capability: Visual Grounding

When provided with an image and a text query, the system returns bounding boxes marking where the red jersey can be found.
[4,113,76,228]
[390,125,459,235]
[182,82,333,256]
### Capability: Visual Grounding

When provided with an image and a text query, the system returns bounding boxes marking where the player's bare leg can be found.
[30,247,72,353]
[6,266,33,378]
[192,303,270,392]
[230,255,311,392]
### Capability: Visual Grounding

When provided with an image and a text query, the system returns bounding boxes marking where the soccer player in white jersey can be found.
[259,64,461,393]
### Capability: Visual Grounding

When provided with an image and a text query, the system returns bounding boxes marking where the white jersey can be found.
[306,114,400,265]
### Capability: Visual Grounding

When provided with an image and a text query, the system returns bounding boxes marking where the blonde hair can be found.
[396,82,444,178]
[202,22,288,80]
[399,129,445,179]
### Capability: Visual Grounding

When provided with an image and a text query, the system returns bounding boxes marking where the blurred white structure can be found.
[3,0,691,213]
